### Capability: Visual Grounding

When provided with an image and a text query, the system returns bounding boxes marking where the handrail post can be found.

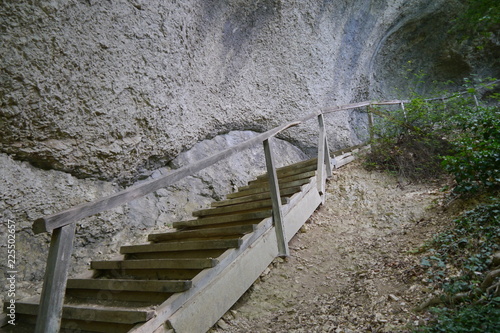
[367,106,374,142]
[316,113,332,198]
[35,223,76,333]
[263,138,289,257]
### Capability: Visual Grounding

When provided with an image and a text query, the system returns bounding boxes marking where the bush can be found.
[414,200,500,332]
[415,304,500,333]
[442,105,500,194]
[364,78,499,192]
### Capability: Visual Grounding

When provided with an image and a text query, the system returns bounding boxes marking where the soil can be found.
[210,161,461,333]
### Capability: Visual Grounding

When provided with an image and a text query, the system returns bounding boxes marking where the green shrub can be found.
[364,78,499,193]
[441,105,500,194]
[415,304,500,333]
[419,200,500,293]
[415,200,500,332]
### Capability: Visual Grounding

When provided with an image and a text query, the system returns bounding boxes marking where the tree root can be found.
[416,266,500,312]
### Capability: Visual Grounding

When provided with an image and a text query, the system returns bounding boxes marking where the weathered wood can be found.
[19,297,154,324]
[65,288,172,305]
[32,121,302,234]
[164,178,319,333]
[121,239,242,254]
[263,138,289,257]
[211,187,298,208]
[35,224,76,333]
[248,170,316,186]
[0,313,7,328]
[284,187,322,241]
[127,219,274,333]
[226,178,312,199]
[90,258,219,270]
[148,224,257,242]
[99,269,200,281]
[254,158,317,180]
[172,210,271,229]
[367,106,374,142]
[192,199,280,217]
[66,279,192,293]
[129,171,317,332]
[124,249,226,260]
[166,226,279,333]
[322,101,371,114]
[13,314,135,333]
[317,114,327,195]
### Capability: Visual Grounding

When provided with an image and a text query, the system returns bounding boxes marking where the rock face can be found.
[0,130,306,305]
[0,0,496,310]
[2,0,484,182]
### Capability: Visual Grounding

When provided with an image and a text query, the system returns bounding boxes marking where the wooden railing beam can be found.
[35,223,76,333]
[316,114,327,196]
[263,138,289,257]
[33,121,301,234]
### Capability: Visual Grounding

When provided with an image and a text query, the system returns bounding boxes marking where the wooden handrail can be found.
[31,80,494,332]
[33,120,302,234]
[34,85,492,234]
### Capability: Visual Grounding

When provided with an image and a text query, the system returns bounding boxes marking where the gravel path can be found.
[210,161,451,333]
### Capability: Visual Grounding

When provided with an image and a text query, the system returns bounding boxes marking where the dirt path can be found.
[210,161,452,333]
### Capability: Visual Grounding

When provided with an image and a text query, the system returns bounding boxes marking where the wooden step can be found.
[66,278,192,293]
[248,170,316,186]
[91,258,219,270]
[64,279,192,305]
[121,238,242,254]
[12,297,154,325]
[97,268,201,281]
[192,198,287,218]
[226,178,312,199]
[255,158,318,180]
[211,186,302,208]
[237,174,314,192]
[65,288,171,306]
[172,210,271,229]
[1,315,134,333]
[148,224,257,243]
[124,249,226,260]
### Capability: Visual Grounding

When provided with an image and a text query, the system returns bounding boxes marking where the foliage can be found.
[441,104,500,194]
[450,0,500,45]
[419,200,500,292]
[415,304,500,333]
[414,200,500,332]
[364,77,499,193]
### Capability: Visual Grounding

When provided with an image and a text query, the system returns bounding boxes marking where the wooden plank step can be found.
[239,171,315,192]
[97,268,200,281]
[0,315,134,333]
[124,249,226,260]
[192,198,286,217]
[66,279,192,293]
[172,210,271,229]
[91,258,219,270]
[148,224,257,243]
[255,158,318,180]
[12,297,154,325]
[211,186,301,208]
[248,170,316,186]
[65,289,171,306]
[274,157,318,173]
[226,178,312,199]
[121,238,242,254]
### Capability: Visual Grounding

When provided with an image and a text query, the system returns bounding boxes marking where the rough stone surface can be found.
[0,0,496,322]
[0,130,306,308]
[0,0,477,182]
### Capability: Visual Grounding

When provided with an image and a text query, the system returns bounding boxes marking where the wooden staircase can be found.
[2,157,324,333]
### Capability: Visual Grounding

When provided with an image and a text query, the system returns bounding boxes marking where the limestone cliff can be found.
[0,0,497,307]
